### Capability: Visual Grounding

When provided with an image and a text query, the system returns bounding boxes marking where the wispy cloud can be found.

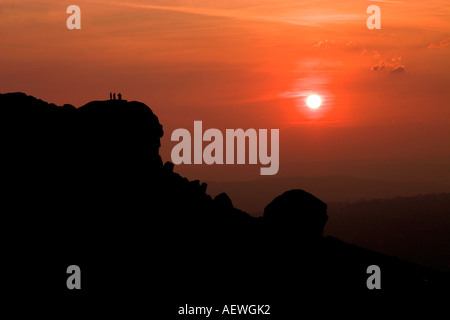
[371,56,406,74]
[427,37,450,49]
[367,0,403,4]
[101,1,362,27]
[112,1,311,26]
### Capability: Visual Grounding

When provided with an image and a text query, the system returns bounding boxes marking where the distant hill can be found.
[208,177,450,272]
[206,175,450,215]
[325,193,450,272]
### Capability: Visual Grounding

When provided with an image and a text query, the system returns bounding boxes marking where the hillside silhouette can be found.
[206,175,450,215]
[1,92,448,316]
[326,193,450,272]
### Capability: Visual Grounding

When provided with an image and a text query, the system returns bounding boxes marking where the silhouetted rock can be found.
[1,92,448,316]
[264,189,328,239]
[163,161,174,172]
[214,192,234,210]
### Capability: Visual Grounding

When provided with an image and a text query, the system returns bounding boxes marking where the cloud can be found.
[309,40,407,74]
[106,1,327,28]
[368,0,403,3]
[360,49,381,59]
[310,39,362,51]
[372,50,382,60]
[427,37,450,49]
[346,41,357,48]
[371,56,406,74]
[310,39,336,49]
[390,65,406,74]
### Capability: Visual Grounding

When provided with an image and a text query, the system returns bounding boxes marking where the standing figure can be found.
[110,92,112,100]
[118,93,122,100]
[113,93,116,100]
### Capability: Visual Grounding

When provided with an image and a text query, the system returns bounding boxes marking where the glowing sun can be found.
[306,94,322,109]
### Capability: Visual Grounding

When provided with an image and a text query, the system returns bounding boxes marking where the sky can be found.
[1,0,450,188]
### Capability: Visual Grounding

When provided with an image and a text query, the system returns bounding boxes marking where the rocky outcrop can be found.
[1,92,447,315]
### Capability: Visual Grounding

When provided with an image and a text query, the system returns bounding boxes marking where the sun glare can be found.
[306,95,322,109]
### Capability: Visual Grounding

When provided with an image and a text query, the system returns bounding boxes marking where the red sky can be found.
[1,0,450,187]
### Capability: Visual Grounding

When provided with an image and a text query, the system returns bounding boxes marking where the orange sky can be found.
[1,0,449,183]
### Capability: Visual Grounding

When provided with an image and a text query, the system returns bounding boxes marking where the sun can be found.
[306,94,322,109]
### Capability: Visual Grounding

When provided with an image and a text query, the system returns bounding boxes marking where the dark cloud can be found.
[371,56,406,74]
[427,37,450,49]
[390,65,406,74]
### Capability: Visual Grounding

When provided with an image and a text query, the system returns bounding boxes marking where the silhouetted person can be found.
[118,93,122,100]
[110,92,112,100]
[113,93,116,100]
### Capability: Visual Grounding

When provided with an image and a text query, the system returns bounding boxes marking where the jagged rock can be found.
[190,180,200,188]
[214,192,233,209]
[164,161,174,172]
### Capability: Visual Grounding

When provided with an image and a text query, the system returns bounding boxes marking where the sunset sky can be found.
[1,1,449,191]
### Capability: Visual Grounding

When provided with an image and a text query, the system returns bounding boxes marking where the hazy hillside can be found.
[206,175,450,215]
[208,176,450,271]
[325,193,450,272]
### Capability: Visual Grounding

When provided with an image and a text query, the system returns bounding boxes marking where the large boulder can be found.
[264,189,328,239]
